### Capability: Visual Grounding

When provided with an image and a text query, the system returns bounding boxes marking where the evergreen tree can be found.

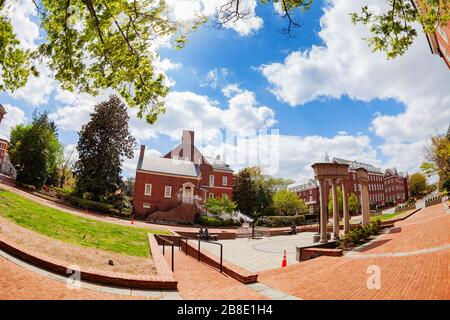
[9,111,62,188]
[75,95,135,201]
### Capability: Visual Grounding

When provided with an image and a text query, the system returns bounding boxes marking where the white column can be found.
[361,182,370,226]
[331,179,340,239]
[342,181,350,234]
[319,179,328,243]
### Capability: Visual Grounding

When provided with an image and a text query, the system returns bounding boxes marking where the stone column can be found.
[342,180,350,234]
[331,179,340,239]
[319,179,328,243]
[361,182,370,225]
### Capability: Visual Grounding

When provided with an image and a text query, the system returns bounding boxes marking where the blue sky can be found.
[0,0,449,181]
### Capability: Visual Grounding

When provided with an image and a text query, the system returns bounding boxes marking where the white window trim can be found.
[144,183,152,196]
[222,176,228,186]
[143,203,150,209]
[437,26,448,44]
[209,175,214,187]
[164,186,172,198]
[208,193,214,198]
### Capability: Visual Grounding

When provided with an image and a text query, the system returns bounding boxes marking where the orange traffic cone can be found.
[281,250,287,267]
[131,217,134,225]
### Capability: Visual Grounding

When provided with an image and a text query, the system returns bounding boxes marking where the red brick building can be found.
[384,168,409,204]
[289,158,409,215]
[0,139,7,169]
[412,0,450,69]
[133,130,234,222]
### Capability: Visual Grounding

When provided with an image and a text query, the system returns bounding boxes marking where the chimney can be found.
[181,130,195,162]
[139,145,146,160]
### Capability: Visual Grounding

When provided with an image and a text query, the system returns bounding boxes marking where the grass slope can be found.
[0,189,170,257]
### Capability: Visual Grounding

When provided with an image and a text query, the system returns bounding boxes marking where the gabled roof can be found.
[203,156,233,172]
[333,157,382,174]
[138,154,201,178]
[288,179,318,192]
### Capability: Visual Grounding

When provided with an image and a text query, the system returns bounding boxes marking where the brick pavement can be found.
[166,250,266,300]
[258,204,450,300]
[0,255,156,300]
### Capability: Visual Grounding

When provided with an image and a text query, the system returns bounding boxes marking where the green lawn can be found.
[371,212,404,222]
[0,189,171,257]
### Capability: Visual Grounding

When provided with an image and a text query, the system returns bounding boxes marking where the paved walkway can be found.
[201,233,316,272]
[258,204,450,300]
[165,250,266,300]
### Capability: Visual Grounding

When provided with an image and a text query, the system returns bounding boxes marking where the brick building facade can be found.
[0,104,5,124]
[412,0,450,69]
[288,158,409,215]
[133,130,234,221]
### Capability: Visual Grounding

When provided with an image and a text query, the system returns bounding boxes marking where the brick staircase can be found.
[146,203,198,224]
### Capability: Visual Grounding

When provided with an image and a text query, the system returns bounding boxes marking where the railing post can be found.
[220,245,223,273]
[171,244,174,272]
[185,238,188,255]
[163,241,165,255]
[198,239,200,262]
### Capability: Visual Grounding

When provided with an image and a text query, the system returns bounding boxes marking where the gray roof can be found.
[333,157,382,174]
[288,179,318,192]
[138,154,201,177]
[203,156,233,172]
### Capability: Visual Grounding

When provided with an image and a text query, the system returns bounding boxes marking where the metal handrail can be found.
[197,239,223,273]
[180,237,223,273]
[155,235,175,272]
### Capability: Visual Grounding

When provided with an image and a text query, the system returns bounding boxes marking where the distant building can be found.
[384,168,409,204]
[0,104,5,124]
[289,158,410,214]
[412,0,450,69]
[133,130,234,222]
[0,139,16,178]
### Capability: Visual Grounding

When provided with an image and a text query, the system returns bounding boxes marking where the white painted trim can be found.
[200,185,233,190]
[137,169,200,180]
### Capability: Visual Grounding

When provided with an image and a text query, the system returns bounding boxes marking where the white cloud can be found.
[0,104,26,140]
[203,132,379,180]
[6,0,40,49]
[9,62,57,106]
[260,0,450,174]
[166,0,263,36]
[222,83,243,97]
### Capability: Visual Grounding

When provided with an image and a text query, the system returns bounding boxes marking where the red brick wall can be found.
[133,171,200,216]
[199,163,233,201]
[435,22,450,68]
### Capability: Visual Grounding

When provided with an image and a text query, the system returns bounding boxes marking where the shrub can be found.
[256,215,306,227]
[66,195,113,214]
[205,197,237,214]
[337,220,382,249]
[199,215,241,227]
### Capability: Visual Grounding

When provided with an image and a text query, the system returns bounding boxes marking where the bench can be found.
[197,234,218,241]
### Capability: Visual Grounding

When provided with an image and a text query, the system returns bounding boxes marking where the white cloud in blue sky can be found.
[0,0,448,181]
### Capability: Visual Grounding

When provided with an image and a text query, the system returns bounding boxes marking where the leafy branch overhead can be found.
[216,0,450,58]
[0,0,200,124]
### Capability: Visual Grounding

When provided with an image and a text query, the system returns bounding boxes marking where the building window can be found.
[222,176,228,186]
[144,184,152,196]
[209,193,214,198]
[209,175,214,187]
[164,186,172,198]
[143,203,150,209]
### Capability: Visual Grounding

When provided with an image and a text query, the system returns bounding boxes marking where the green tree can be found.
[205,197,237,214]
[233,167,258,217]
[0,0,203,124]
[273,189,306,215]
[328,188,360,215]
[75,95,135,201]
[9,111,63,188]
[255,184,274,216]
[348,192,360,214]
[421,134,450,192]
[409,172,428,197]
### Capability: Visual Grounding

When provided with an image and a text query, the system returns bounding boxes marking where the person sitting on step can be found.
[290,223,297,235]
